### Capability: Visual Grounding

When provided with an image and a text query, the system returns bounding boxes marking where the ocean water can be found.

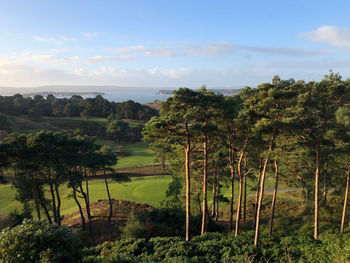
[101,91,172,104]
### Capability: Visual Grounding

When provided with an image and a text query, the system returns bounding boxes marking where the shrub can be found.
[0,219,82,263]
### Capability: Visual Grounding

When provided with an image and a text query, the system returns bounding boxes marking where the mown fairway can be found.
[0,175,172,216]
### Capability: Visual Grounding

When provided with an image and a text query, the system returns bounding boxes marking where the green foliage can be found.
[0,94,157,121]
[120,212,147,238]
[82,232,340,262]
[0,219,82,263]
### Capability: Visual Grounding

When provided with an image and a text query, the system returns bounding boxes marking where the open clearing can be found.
[0,175,171,216]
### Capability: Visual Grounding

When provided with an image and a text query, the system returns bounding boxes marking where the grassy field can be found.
[115,142,156,168]
[0,175,172,216]
[43,116,145,127]
[0,173,280,217]
[96,140,156,168]
[43,116,108,123]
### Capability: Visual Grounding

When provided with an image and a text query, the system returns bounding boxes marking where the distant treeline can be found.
[0,94,158,120]
[158,88,240,95]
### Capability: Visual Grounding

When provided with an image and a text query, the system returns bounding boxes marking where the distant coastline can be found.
[22,91,105,97]
[157,88,240,95]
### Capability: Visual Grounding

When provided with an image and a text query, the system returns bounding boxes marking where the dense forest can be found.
[0,94,158,120]
[2,73,350,262]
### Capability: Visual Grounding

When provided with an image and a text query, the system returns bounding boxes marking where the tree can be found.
[106,119,130,143]
[0,220,82,263]
[143,88,200,241]
[96,145,117,223]
[295,72,342,239]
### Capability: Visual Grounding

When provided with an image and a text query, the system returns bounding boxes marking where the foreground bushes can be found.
[82,231,350,263]
[1,220,350,262]
[0,220,82,263]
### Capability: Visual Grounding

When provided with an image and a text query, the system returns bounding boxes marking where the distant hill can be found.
[158,88,241,95]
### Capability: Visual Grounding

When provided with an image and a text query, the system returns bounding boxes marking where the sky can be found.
[1,0,350,89]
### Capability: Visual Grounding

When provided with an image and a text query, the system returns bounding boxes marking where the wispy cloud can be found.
[34,36,78,44]
[81,32,101,38]
[108,42,328,58]
[301,26,350,49]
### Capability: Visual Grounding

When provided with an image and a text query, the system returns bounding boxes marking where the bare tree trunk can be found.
[235,138,248,236]
[38,190,52,223]
[73,187,86,231]
[229,146,235,232]
[243,158,248,224]
[212,172,216,218]
[269,158,279,236]
[323,176,328,205]
[85,170,90,205]
[254,130,275,246]
[32,186,41,220]
[55,183,62,225]
[197,192,202,214]
[80,184,92,233]
[253,157,263,228]
[48,180,57,224]
[314,136,320,240]
[201,136,208,235]
[215,172,220,221]
[341,170,350,233]
[185,122,191,241]
[104,168,113,223]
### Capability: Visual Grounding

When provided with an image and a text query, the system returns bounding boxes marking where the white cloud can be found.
[81,32,101,38]
[34,36,77,44]
[109,42,328,57]
[301,26,350,49]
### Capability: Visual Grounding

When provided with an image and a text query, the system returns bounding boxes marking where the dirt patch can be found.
[62,199,153,228]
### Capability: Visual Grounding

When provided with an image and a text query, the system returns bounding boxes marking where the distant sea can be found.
[1,90,173,104]
[100,91,172,104]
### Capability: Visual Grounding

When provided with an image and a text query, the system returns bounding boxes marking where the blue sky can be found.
[1,0,350,88]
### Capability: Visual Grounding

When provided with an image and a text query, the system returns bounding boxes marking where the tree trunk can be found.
[85,170,90,205]
[235,137,248,236]
[73,187,86,231]
[314,136,320,240]
[269,158,279,236]
[55,183,62,225]
[215,172,220,221]
[341,171,350,233]
[48,179,57,224]
[80,184,92,233]
[229,146,235,232]
[212,172,216,218]
[38,190,52,223]
[185,122,191,241]
[254,130,275,246]
[32,186,41,220]
[323,177,328,205]
[104,168,113,223]
[201,136,208,235]
[253,157,263,228]
[243,158,248,224]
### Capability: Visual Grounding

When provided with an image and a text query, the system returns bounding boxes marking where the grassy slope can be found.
[0,174,279,216]
[0,175,171,216]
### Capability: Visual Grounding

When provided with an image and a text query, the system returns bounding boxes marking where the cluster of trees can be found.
[3,220,350,262]
[144,72,350,245]
[0,130,119,232]
[0,94,158,120]
[106,116,144,143]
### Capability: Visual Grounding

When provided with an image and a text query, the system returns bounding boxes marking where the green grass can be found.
[95,140,156,168]
[43,116,108,122]
[116,142,156,168]
[0,175,171,216]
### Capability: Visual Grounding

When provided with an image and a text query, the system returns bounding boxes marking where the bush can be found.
[82,232,336,263]
[0,219,82,263]
[138,208,224,238]
[120,212,147,238]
